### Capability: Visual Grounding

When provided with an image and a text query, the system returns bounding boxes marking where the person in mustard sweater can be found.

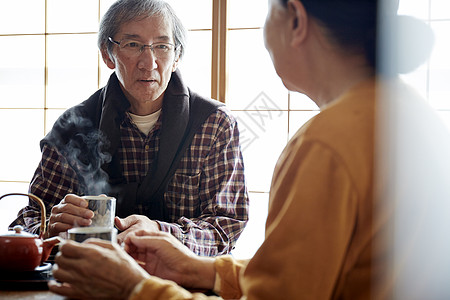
[49,0,449,299]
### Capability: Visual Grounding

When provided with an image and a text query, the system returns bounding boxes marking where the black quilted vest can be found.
[41,70,223,220]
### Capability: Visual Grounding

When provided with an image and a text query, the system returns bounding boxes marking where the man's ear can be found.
[101,48,116,70]
[288,0,309,47]
[171,54,180,72]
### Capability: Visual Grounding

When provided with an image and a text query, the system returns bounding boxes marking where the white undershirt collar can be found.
[127,109,162,135]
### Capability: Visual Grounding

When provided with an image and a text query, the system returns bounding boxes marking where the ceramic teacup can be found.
[82,195,116,228]
[68,227,117,243]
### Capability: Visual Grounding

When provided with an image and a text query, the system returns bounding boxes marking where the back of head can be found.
[281,0,379,69]
[98,0,187,59]
[279,0,433,75]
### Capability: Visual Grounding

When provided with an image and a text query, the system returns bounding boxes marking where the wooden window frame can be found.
[211,0,228,103]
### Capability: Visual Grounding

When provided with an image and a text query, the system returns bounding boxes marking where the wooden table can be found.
[0,290,66,299]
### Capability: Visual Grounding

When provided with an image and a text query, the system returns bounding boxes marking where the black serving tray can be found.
[0,263,53,290]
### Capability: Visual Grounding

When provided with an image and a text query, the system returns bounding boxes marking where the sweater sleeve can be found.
[214,255,248,299]
[128,277,220,300]
[128,256,248,300]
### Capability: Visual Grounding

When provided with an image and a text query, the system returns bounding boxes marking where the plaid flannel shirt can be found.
[11,106,249,256]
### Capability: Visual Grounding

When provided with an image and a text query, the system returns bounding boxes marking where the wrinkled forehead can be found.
[116,14,174,42]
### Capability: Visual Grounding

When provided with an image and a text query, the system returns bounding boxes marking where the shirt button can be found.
[145,145,150,151]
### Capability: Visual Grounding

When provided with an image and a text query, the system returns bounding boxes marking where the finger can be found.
[47,221,73,237]
[134,229,166,237]
[48,280,80,299]
[51,262,97,298]
[84,238,116,250]
[58,240,121,263]
[123,241,137,255]
[127,234,166,253]
[123,233,145,256]
[122,229,139,242]
[122,229,158,247]
[54,254,95,284]
[114,216,125,230]
[116,216,149,244]
[125,229,153,239]
[58,240,96,259]
[49,278,92,300]
[63,194,89,208]
[49,211,92,227]
[52,263,78,284]
[53,202,94,218]
[117,230,127,245]
[133,233,191,257]
[115,215,138,231]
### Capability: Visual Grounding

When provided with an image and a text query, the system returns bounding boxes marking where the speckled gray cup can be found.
[68,227,117,243]
[82,196,116,228]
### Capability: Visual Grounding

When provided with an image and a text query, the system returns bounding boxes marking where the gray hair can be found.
[98,0,187,59]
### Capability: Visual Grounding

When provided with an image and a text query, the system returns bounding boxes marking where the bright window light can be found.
[0,0,449,261]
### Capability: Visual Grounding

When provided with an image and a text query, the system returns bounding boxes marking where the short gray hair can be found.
[98,0,187,59]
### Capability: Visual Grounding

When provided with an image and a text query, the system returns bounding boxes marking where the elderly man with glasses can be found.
[11,0,249,256]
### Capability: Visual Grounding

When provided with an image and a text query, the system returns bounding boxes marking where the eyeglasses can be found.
[108,37,176,59]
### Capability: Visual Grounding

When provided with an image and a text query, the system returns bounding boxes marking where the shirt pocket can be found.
[165,172,202,216]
